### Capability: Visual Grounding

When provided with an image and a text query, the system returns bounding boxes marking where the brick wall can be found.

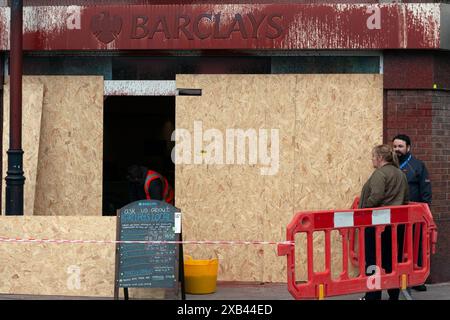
[385,89,450,283]
[431,92,450,220]
[385,90,433,164]
[430,91,450,283]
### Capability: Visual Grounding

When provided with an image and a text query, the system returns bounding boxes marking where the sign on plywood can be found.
[114,200,182,298]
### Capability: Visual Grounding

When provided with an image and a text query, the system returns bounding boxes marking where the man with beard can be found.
[392,134,432,292]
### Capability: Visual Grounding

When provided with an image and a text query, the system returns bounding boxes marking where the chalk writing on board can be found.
[116,200,180,288]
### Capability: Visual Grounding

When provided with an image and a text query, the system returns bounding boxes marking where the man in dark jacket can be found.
[392,134,432,291]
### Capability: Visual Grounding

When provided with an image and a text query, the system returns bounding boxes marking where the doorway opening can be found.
[102,96,175,215]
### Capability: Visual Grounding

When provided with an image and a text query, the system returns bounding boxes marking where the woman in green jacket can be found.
[360,144,409,300]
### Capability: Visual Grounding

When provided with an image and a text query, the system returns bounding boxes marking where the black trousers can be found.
[364,225,405,300]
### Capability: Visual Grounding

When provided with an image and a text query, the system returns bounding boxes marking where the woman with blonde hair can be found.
[359,144,409,300]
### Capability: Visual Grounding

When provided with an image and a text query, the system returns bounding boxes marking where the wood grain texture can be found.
[0,216,174,299]
[22,76,104,216]
[2,82,44,216]
[176,74,382,282]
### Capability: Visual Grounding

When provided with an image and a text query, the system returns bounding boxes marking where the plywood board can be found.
[0,216,175,299]
[2,82,44,216]
[294,74,382,187]
[260,75,297,282]
[176,75,267,281]
[22,76,104,216]
[0,216,116,296]
[175,74,382,282]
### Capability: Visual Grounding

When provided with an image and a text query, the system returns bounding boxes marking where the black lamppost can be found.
[5,0,24,215]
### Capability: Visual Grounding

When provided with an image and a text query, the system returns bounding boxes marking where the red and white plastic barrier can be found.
[277,201,438,300]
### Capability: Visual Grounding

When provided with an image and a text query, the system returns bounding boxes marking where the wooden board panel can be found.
[260,75,297,282]
[294,74,382,187]
[22,76,104,216]
[174,74,383,282]
[0,216,174,299]
[2,82,44,216]
[0,216,116,297]
[176,75,267,281]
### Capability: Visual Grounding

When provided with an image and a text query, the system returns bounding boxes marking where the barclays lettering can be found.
[130,13,284,40]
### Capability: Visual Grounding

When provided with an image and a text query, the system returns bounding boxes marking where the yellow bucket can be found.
[184,255,219,294]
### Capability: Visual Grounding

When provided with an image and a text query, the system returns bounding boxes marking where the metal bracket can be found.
[177,88,202,96]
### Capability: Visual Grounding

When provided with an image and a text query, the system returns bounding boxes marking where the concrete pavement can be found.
[185,281,450,300]
[0,281,448,300]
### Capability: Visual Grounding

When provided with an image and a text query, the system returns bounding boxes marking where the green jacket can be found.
[359,164,409,209]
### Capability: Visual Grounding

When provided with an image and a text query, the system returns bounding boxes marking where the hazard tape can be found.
[0,236,294,246]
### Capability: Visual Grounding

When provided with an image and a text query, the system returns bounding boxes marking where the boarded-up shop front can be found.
[0,1,448,296]
[0,72,381,296]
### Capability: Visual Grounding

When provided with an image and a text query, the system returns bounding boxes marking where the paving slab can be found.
[0,282,447,300]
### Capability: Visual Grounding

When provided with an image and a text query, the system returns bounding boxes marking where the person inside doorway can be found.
[126,165,174,204]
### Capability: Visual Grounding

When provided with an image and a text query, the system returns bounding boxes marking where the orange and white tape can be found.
[0,236,294,246]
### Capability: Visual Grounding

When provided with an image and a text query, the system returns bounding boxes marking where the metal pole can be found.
[0,53,5,213]
[5,0,24,215]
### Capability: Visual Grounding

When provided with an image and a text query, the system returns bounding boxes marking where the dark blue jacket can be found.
[400,155,432,204]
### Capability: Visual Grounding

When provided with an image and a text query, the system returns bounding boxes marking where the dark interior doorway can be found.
[103,96,175,215]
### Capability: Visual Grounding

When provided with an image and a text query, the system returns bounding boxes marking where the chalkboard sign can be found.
[114,200,182,298]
